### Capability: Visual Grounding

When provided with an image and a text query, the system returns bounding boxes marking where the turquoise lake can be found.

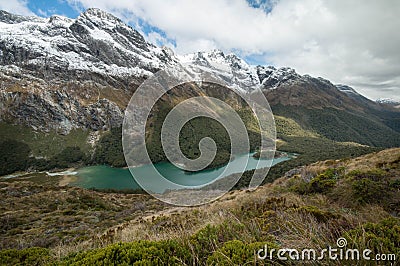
[71,153,293,193]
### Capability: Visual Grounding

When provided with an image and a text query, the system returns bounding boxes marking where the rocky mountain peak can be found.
[0,8,180,85]
[208,49,225,58]
[256,65,302,89]
[0,10,42,24]
[179,49,260,92]
[48,14,73,26]
[76,8,129,33]
[82,7,121,21]
[335,84,358,95]
[376,98,400,106]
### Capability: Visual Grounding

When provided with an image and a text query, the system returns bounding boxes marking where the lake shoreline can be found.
[59,174,78,186]
[1,151,295,190]
[0,168,79,187]
[72,152,293,193]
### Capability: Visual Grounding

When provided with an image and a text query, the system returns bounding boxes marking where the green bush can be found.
[346,168,387,181]
[347,168,390,205]
[351,178,386,204]
[287,176,310,195]
[190,221,248,264]
[344,217,400,255]
[0,247,51,266]
[293,205,338,223]
[325,168,397,210]
[207,240,279,265]
[290,168,341,194]
[308,170,338,193]
[61,240,191,266]
[389,179,400,189]
[0,139,30,175]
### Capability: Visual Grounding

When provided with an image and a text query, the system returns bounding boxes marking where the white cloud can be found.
[0,0,34,16]
[36,1,400,100]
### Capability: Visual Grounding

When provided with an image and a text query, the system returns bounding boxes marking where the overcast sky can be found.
[1,0,399,101]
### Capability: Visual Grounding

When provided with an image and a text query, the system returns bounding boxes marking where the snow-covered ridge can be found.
[0,8,179,79]
[335,84,359,95]
[179,49,312,92]
[376,98,400,106]
[0,8,360,95]
[1,8,396,135]
[179,49,260,92]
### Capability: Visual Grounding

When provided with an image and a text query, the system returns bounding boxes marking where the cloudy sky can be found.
[1,0,399,101]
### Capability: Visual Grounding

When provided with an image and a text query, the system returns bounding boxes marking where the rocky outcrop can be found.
[0,84,123,134]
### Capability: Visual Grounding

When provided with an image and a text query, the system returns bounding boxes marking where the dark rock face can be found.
[0,88,123,134]
[0,10,40,24]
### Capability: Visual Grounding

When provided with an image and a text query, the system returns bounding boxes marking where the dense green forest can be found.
[0,139,86,176]
[91,127,126,167]
[144,96,262,170]
[0,140,31,176]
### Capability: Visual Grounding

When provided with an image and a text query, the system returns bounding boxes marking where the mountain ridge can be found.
[0,8,399,146]
[0,8,383,99]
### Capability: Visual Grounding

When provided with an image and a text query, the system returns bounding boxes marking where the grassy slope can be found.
[0,177,168,250]
[228,114,382,190]
[1,148,398,265]
[272,104,400,147]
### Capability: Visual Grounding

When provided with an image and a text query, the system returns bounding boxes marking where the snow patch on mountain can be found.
[376,98,400,106]
[336,84,359,95]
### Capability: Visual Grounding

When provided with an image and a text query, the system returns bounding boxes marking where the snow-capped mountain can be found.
[179,50,260,92]
[0,7,354,95]
[179,49,316,92]
[0,8,398,140]
[0,8,178,83]
[0,6,337,94]
[0,8,180,133]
